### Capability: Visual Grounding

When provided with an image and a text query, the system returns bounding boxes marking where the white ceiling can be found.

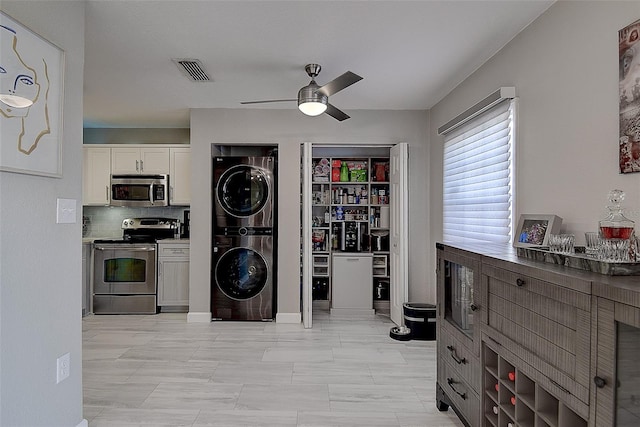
[83,0,554,128]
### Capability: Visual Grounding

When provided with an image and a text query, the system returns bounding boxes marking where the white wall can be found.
[189,108,431,320]
[428,1,640,297]
[0,2,85,425]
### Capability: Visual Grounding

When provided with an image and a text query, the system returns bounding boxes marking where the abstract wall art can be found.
[619,19,640,174]
[1,12,64,177]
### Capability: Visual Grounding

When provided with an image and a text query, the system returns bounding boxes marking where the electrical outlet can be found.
[56,353,70,384]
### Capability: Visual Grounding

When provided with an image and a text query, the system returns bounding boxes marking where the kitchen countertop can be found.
[82,237,111,243]
[158,238,190,243]
[83,237,190,243]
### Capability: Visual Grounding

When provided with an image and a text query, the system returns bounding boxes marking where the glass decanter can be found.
[599,189,635,240]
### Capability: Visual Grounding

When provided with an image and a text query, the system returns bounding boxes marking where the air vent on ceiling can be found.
[173,58,211,82]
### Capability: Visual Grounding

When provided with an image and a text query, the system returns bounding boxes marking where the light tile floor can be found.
[83,310,464,427]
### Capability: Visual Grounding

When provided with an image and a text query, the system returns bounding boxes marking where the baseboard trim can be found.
[187,311,211,323]
[330,308,376,316]
[276,312,301,324]
[76,419,88,427]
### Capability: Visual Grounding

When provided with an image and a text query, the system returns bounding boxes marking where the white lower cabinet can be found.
[157,241,189,308]
[331,253,373,313]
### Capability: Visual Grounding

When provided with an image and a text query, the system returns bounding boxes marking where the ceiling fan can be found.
[241,64,363,121]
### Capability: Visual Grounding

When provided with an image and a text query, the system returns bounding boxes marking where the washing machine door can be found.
[217,165,270,218]
[215,247,268,300]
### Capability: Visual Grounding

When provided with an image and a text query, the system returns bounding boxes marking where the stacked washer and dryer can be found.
[211,156,276,320]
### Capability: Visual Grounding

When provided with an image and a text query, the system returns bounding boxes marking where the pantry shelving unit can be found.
[310,156,390,311]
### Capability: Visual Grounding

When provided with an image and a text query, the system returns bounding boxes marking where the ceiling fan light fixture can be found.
[243,63,360,121]
[298,100,327,116]
[0,94,33,108]
[297,84,327,116]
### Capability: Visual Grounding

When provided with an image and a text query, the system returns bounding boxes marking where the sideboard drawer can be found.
[438,357,480,425]
[439,324,480,392]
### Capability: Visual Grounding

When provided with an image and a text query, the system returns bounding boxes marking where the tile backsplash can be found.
[83,206,188,238]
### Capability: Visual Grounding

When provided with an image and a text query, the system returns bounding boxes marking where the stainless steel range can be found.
[93,217,179,314]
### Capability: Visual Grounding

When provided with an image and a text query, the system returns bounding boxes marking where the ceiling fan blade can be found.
[240,99,296,105]
[325,103,350,121]
[317,71,363,97]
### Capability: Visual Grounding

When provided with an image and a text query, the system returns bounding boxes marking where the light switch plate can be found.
[56,198,77,224]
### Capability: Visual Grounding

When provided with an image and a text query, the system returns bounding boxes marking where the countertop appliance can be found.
[110,174,169,207]
[93,217,179,314]
[183,209,190,237]
[369,230,389,252]
[334,221,367,252]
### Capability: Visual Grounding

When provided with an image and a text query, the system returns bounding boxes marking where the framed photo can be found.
[1,11,65,177]
[513,214,563,248]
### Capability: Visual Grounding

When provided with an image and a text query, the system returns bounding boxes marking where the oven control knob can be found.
[239,227,248,236]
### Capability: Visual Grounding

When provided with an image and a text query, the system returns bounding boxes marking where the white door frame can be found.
[301,142,313,328]
[389,143,409,326]
[301,142,408,328]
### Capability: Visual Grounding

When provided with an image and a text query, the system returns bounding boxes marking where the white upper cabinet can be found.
[83,146,111,205]
[169,147,191,206]
[111,147,170,174]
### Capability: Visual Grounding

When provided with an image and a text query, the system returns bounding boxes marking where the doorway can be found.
[301,143,408,328]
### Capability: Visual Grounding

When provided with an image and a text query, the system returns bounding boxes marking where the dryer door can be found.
[215,247,269,300]
[217,165,270,218]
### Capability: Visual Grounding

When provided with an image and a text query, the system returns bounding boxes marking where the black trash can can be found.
[403,303,436,340]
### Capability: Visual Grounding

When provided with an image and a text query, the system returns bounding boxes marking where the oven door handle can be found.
[94,245,156,252]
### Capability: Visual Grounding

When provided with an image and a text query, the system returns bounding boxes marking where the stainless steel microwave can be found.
[110,174,169,207]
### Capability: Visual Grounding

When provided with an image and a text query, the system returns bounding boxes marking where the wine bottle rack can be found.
[483,345,587,427]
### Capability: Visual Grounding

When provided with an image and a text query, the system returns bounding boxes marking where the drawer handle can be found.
[594,376,607,389]
[447,345,466,365]
[470,303,479,312]
[550,379,571,395]
[447,377,467,400]
[484,335,502,347]
[516,278,526,287]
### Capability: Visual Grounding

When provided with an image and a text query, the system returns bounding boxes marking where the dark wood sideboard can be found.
[436,242,640,427]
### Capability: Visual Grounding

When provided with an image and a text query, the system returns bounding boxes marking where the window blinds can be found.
[442,100,514,244]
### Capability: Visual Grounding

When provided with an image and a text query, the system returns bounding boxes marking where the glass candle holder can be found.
[585,232,601,257]
[548,234,575,254]
[597,238,630,262]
